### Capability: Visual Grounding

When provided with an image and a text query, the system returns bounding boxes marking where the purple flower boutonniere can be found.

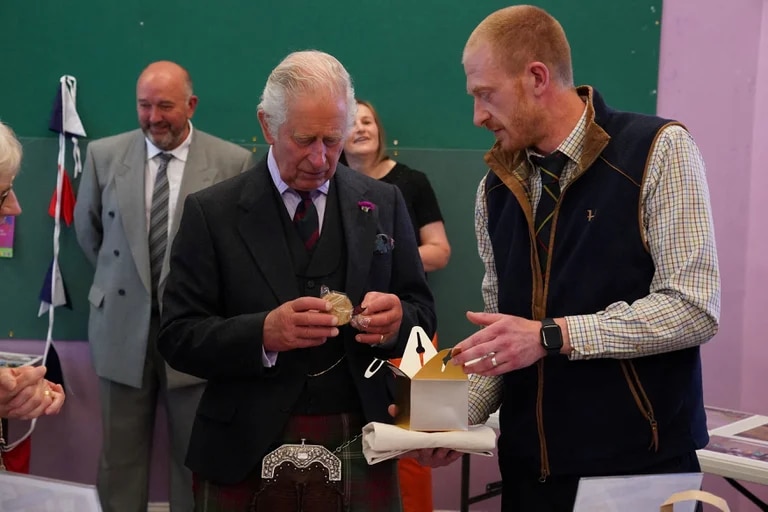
[358,201,376,213]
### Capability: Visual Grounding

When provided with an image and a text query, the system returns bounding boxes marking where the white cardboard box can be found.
[388,330,468,432]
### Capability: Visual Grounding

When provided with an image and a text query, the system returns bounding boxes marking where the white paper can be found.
[0,472,102,511]
[361,421,496,464]
[573,472,703,512]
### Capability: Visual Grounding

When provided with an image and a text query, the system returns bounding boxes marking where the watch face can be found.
[541,324,562,349]
[542,329,552,347]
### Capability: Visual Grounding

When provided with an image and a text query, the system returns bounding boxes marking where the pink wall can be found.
[658,0,760,410]
[658,0,768,508]
[741,0,768,417]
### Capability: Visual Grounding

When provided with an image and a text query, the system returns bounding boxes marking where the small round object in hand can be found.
[324,291,354,325]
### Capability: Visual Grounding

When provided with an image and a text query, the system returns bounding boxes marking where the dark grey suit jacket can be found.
[158,158,436,483]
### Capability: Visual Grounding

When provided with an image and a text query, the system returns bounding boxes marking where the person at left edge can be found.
[158,50,435,511]
[0,120,65,474]
[73,61,252,512]
[0,120,66,418]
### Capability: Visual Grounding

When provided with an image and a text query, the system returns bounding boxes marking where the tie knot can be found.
[530,151,568,184]
[296,190,312,201]
[157,152,173,164]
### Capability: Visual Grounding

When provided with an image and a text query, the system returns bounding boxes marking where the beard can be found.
[498,103,546,153]
[141,122,183,151]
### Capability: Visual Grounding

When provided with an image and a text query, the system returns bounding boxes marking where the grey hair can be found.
[182,72,194,99]
[0,121,22,180]
[258,50,357,137]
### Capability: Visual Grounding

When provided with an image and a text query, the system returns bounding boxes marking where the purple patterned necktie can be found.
[293,190,319,251]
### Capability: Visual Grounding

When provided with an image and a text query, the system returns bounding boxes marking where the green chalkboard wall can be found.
[0,0,662,342]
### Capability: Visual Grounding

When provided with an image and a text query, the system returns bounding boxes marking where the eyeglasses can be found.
[0,185,13,211]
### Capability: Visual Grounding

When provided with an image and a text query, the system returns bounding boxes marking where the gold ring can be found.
[43,389,52,397]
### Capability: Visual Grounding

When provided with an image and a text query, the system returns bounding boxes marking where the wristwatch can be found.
[540,318,562,357]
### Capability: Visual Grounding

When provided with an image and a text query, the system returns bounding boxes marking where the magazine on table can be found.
[702,406,768,462]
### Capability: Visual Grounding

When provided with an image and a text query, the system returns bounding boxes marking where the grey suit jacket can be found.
[74,128,252,388]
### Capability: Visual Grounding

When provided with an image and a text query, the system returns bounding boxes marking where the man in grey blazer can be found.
[74,61,252,512]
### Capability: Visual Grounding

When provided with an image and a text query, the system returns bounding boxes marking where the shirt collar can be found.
[526,100,588,166]
[267,146,330,197]
[145,121,194,163]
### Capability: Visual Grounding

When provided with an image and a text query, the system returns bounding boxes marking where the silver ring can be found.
[491,355,498,367]
[379,334,384,344]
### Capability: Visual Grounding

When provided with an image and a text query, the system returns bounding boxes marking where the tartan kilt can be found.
[193,413,401,512]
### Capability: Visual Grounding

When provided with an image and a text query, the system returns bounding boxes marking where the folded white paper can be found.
[362,421,497,464]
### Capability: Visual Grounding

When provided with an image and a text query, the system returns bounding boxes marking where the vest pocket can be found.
[620,360,659,452]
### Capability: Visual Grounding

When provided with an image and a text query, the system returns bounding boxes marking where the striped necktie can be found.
[293,190,319,251]
[531,151,569,276]
[148,152,173,295]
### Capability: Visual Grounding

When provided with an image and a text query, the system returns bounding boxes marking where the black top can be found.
[380,162,444,244]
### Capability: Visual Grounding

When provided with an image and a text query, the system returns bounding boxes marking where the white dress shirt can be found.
[267,146,329,229]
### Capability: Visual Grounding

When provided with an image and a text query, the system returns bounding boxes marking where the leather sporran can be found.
[251,441,344,512]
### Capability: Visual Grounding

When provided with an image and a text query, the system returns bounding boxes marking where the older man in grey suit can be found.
[74,60,252,512]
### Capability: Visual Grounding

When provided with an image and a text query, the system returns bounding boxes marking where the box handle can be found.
[660,490,730,511]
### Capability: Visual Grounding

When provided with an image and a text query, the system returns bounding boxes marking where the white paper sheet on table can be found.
[362,421,496,464]
[0,471,102,511]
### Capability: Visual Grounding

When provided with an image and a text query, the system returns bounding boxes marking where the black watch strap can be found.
[540,317,563,357]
